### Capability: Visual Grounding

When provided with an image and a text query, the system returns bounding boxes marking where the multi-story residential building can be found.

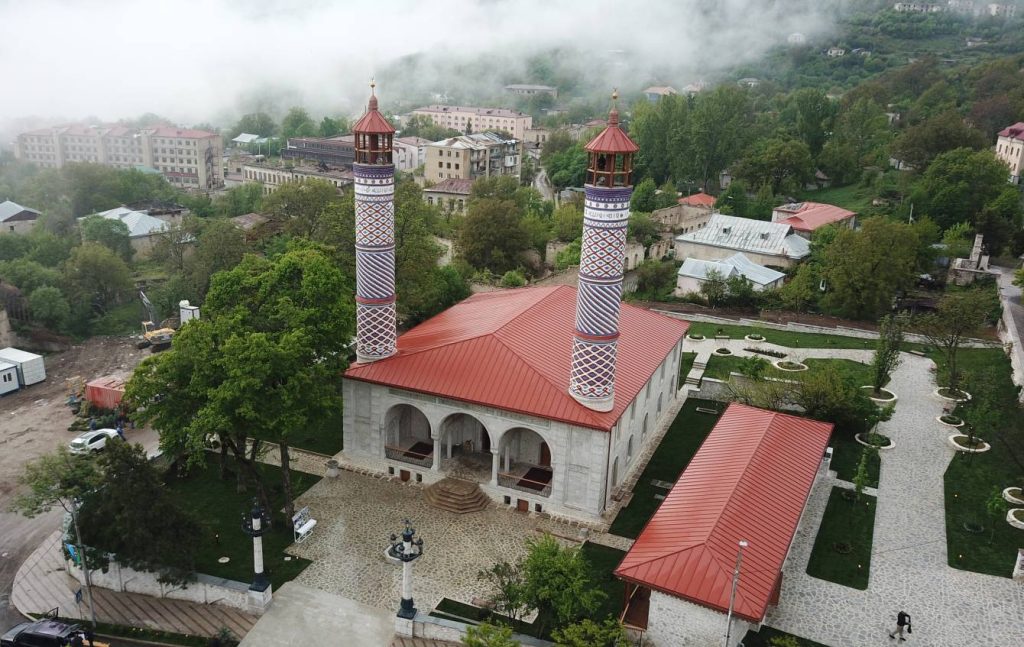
[423,178,474,215]
[893,2,944,12]
[411,106,532,140]
[241,163,353,195]
[424,132,521,184]
[281,135,355,167]
[996,122,1024,184]
[14,124,223,190]
[988,3,1017,17]
[393,136,430,172]
[504,84,558,99]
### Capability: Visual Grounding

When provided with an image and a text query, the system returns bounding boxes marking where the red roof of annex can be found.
[772,201,855,233]
[614,404,832,623]
[344,286,688,431]
[998,122,1024,141]
[678,192,716,207]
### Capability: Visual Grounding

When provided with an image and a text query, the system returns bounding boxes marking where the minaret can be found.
[352,81,398,363]
[569,91,638,412]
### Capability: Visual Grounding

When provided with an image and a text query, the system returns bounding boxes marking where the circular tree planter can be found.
[935,388,971,403]
[948,434,991,453]
[1007,509,1024,530]
[962,521,985,535]
[936,414,964,429]
[856,432,895,450]
[774,360,807,372]
[1003,487,1024,505]
[860,386,897,404]
[744,334,765,343]
[715,348,733,356]
[687,334,706,341]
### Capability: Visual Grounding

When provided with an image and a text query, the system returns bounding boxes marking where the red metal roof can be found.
[344,286,688,431]
[678,192,716,207]
[998,122,1024,141]
[353,93,396,135]
[585,106,639,154]
[614,404,832,623]
[773,201,856,232]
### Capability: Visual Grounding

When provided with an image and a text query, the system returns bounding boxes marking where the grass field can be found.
[829,432,880,488]
[686,322,878,350]
[609,398,723,538]
[801,184,877,213]
[806,486,876,590]
[581,542,627,623]
[164,458,317,588]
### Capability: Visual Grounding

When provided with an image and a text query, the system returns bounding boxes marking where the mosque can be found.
[340,87,688,523]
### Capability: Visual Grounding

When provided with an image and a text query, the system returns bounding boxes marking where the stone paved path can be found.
[762,354,1024,647]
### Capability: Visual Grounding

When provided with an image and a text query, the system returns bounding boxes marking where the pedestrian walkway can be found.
[12,531,256,639]
[763,354,1024,646]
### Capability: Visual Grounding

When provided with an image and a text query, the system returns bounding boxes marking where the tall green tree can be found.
[29,285,70,330]
[551,618,628,647]
[79,215,134,262]
[912,148,1011,231]
[918,290,992,395]
[789,88,834,155]
[735,137,814,195]
[819,98,890,183]
[281,107,317,140]
[687,85,750,191]
[891,111,987,171]
[630,178,658,213]
[263,179,341,239]
[230,112,277,139]
[871,314,905,395]
[62,242,133,315]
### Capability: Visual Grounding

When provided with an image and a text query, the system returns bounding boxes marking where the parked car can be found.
[68,429,120,454]
[1,618,107,646]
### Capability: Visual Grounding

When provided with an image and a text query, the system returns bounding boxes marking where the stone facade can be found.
[645,591,752,647]
[651,203,713,234]
[341,338,681,523]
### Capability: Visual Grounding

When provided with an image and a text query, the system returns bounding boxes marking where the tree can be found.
[151,215,201,274]
[281,107,317,140]
[912,148,1012,231]
[551,618,628,647]
[891,111,987,171]
[463,622,520,647]
[820,219,919,320]
[544,144,587,190]
[29,285,70,330]
[501,270,527,287]
[521,535,604,635]
[212,183,263,218]
[852,446,876,504]
[687,85,750,191]
[795,364,892,437]
[700,268,729,307]
[77,442,202,584]
[0,258,62,293]
[478,561,528,623]
[789,88,834,155]
[778,263,819,313]
[715,180,751,217]
[870,314,905,395]
[398,114,461,142]
[630,178,658,213]
[985,487,1009,544]
[819,98,890,183]
[188,219,247,298]
[318,115,348,138]
[918,290,991,395]
[62,242,133,315]
[458,198,530,273]
[627,212,659,247]
[230,112,277,139]
[635,260,676,297]
[555,239,581,270]
[262,179,340,239]
[941,221,974,260]
[552,204,584,242]
[735,137,814,196]
[79,215,133,262]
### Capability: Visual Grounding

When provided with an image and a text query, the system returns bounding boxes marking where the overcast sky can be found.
[0,0,835,129]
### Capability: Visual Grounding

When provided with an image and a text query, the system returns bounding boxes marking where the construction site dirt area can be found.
[0,336,148,501]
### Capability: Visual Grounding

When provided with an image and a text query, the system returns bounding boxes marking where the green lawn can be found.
[741,626,832,647]
[686,322,879,350]
[609,398,723,538]
[581,541,626,623]
[805,358,875,388]
[829,432,880,488]
[163,458,317,588]
[806,486,876,590]
[702,355,873,387]
[678,351,697,383]
[801,183,877,213]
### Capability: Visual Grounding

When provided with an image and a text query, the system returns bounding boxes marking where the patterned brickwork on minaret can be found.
[569,92,638,412]
[353,82,397,363]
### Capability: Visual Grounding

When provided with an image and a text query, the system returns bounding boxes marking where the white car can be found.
[69,429,120,454]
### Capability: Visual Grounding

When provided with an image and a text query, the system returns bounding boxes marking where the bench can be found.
[292,506,317,543]
[696,407,720,415]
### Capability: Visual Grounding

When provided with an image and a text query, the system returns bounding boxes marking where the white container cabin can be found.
[0,360,18,395]
[0,347,46,386]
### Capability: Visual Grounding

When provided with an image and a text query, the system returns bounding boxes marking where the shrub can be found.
[500,270,527,288]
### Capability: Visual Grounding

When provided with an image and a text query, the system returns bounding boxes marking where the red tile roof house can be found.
[614,404,833,645]
[770,201,856,239]
[342,286,689,523]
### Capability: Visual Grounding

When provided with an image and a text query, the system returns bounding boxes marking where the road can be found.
[533,164,555,202]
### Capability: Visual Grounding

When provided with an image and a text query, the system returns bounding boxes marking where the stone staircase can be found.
[423,478,491,514]
[685,356,708,386]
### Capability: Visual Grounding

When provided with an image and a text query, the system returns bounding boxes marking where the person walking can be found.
[889,610,912,641]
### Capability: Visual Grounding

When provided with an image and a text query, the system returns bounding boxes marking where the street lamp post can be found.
[241,499,273,614]
[724,539,749,647]
[388,519,424,621]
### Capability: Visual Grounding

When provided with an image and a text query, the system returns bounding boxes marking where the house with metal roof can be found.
[675,253,785,295]
[674,213,810,269]
[342,285,689,522]
[615,404,833,645]
[771,201,856,238]
[81,207,169,258]
[0,200,41,235]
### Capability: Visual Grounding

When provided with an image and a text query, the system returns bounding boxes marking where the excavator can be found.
[136,291,177,352]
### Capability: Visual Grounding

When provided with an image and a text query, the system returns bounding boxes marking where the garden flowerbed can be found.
[774,360,808,372]
[714,347,733,356]
[947,434,991,453]
[855,432,895,450]
[937,414,964,428]
[687,333,705,341]
[1008,509,1024,530]
[744,334,765,343]
[859,386,897,404]
[935,388,971,402]
[1003,487,1024,505]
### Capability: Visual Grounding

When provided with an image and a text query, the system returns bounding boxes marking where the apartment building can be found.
[14,124,224,190]
[411,105,532,140]
[394,136,431,172]
[996,122,1024,184]
[424,132,522,184]
[504,84,558,99]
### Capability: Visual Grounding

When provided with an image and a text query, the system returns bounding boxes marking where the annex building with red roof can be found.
[613,403,833,645]
[652,191,716,236]
[342,285,689,522]
[770,201,856,238]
